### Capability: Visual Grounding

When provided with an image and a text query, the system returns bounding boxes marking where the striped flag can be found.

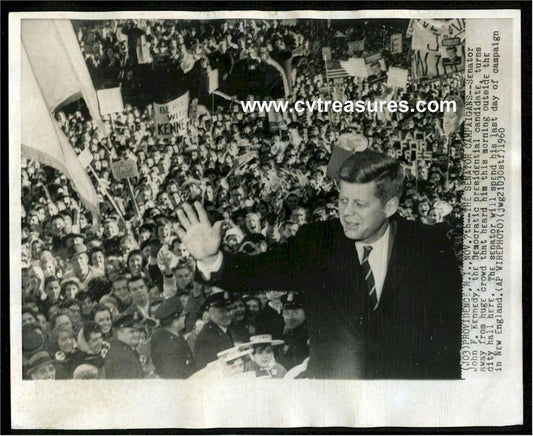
[325,60,350,79]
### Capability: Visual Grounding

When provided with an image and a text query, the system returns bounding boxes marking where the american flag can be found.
[325,60,350,79]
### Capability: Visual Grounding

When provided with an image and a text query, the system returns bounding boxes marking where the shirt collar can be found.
[355,222,391,255]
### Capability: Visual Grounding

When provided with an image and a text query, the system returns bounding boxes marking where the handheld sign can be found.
[97,87,124,116]
[111,159,139,180]
[153,92,190,138]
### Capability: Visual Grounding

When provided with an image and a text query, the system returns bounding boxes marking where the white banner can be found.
[153,92,189,137]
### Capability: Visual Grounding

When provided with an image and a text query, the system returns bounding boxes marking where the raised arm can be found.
[176,202,302,294]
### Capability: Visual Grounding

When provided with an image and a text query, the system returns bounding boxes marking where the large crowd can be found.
[21,18,464,380]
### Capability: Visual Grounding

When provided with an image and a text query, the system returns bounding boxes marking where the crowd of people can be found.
[21,18,464,380]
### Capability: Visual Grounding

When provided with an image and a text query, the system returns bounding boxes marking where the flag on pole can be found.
[21,19,106,134]
[21,44,100,225]
[325,60,350,79]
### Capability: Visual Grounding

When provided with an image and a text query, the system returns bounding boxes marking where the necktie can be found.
[361,246,378,311]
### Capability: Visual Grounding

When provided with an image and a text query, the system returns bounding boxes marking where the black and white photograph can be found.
[7,7,524,429]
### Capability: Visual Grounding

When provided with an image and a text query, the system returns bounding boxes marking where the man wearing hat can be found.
[62,244,103,290]
[177,147,462,379]
[103,311,145,379]
[27,351,56,380]
[151,295,196,379]
[194,291,234,369]
[278,292,309,371]
[102,215,122,256]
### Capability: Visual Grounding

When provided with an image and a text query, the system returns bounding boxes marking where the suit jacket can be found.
[194,321,234,369]
[104,338,144,379]
[151,328,196,379]
[204,216,462,379]
[278,321,310,371]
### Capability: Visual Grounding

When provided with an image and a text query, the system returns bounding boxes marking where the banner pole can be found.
[126,177,141,218]
[87,164,126,224]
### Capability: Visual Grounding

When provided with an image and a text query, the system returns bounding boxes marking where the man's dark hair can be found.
[44,276,59,289]
[51,309,72,329]
[92,304,111,320]
[338,150,404,203]
[112,273,131,285]
[87,277,112,302]
[127,250,144,266]
[127,275,146,289]
[60,298,80,310]
[83,321,102,343]
[76,290,92,302]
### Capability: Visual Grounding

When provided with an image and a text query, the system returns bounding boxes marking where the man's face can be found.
[104,221,118,238]
[22,312,37,327]
[208,305,233,328]
[50,218,65,237]
[88,332,103,354]
[283,308,306,330]
[175,267,192,290]
[45,280,60,300]
[129,279,149,306]
[245,299,260,314]
[118,327,142,348]
[338,181,392,243]
[158,224,171,240]
[113,279,130,303]
[291,208,306,225]
[91,251,106,270]
[172,242,189,260]
[94,309,112,334]
[31,363,56,380]
[72,253,89,276]
[80,297,95,316]
[128,254,143,276]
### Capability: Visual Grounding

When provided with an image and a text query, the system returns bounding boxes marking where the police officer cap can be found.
[281,292,304,310]
[113,311,145,329]
[203,291,232,311]
[154,295,185,323]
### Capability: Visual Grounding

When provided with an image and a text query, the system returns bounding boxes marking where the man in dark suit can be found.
[151,295,196,379]
[103,312,145,379]
[194,292,235,369]
[176,149,462,379]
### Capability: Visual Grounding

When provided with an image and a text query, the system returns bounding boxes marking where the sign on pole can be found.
[97,87,124,116]
[153,92,190,137]
[386,67,409,89]
[390,33,403,54]
[111,159,139,180]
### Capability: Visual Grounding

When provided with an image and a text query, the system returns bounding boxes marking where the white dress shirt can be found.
[354,224,391,304]
[197,252,224,280]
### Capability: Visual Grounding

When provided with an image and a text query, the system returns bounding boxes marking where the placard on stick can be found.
[97,87,124,116]
[111,159,139,180]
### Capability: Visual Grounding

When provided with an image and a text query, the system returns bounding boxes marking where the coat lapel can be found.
[327,221,365,328]
[378,218,417,311]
